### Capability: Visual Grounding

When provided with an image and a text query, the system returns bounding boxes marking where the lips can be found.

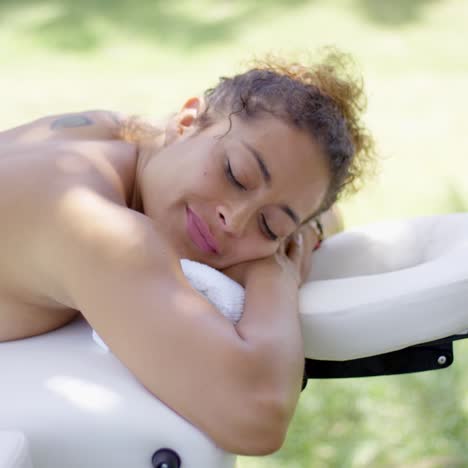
[186,207,219,254]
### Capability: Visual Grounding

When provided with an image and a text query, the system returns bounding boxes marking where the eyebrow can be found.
[241,140,300,227]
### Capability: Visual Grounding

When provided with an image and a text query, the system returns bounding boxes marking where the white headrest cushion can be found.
[299,213,468,360]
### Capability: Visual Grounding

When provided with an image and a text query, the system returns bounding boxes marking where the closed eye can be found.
[225,159,247,191]
[260,214,278,241]
[225,158,278,241]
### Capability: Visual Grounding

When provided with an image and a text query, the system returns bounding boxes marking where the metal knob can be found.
[437,355,447,366]
[151,448,181,468]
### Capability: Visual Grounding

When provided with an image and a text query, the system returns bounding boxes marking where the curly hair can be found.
[119,48,376,218]
[197,48,376,218]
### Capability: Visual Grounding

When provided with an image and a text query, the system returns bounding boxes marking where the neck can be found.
[128,139,164,213]
[129,177,143,213]
[128,146,144,213]
[126,120,169,213]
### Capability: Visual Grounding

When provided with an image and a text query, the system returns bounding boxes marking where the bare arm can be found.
[236,260,304,432]
[55,189,300,455]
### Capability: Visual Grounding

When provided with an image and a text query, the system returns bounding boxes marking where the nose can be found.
[216,203,253,238]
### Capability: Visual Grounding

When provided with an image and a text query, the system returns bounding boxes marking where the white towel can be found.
[179,259,245,323]
[93,259,245,352]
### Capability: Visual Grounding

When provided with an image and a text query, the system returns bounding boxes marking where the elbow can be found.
[211,398,290,456]
[244,423,288,456]
[245,399,290,456]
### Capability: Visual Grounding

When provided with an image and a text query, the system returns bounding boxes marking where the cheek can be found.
[194,161,224,195]
[201,169,216,189]
[235,237,278,263]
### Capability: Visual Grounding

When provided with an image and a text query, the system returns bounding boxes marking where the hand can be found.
[289,220,323,284]
[221,222,320,288]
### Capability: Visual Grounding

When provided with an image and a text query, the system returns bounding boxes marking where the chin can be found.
[188,252,226,269]
[182,249,230,271]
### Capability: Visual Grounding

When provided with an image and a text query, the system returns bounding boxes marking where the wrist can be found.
[244,256,298,290]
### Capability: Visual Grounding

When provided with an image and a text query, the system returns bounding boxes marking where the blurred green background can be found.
[2,0,467,466]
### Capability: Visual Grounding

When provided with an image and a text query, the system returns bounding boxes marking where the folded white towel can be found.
[92,259,245,352]
[179,259,245,323]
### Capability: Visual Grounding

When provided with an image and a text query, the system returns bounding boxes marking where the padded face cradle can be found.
[0,320,236,468]
[300,213,468,360]
[0,432,32,468]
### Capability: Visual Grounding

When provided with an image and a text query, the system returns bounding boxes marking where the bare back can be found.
[0,111,137,341]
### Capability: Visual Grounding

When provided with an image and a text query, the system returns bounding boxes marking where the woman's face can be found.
[140,112,330,270]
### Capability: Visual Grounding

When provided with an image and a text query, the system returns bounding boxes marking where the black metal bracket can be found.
[301,333,468,390]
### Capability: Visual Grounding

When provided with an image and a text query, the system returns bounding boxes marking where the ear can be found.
[178,97,204,130]
[164,97,205,147]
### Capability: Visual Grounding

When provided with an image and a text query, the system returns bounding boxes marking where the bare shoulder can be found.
[53,188,175,277]
[0,110,125,144]
[46,187,178,311]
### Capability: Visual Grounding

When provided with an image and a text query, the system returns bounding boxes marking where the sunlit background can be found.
[2,0,467,466]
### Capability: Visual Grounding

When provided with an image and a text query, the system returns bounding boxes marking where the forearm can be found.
[235,266,304,418]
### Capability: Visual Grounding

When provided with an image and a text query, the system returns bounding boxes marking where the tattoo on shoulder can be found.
[50,114,93,130]
[109,112,122,126]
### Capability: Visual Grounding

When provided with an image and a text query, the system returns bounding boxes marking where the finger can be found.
[277,239,287,257]
[300,223,319,249]
[287,232,303,266]
[283,235,293,256]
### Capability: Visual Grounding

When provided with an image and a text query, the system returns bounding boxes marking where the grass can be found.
[1,0,468,466]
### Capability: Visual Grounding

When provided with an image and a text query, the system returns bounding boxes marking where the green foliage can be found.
[1,0,468,466]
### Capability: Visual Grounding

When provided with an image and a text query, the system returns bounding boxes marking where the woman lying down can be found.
[0,49,374,455]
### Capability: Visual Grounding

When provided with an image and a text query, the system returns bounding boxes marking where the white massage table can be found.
[1,213,468,468]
